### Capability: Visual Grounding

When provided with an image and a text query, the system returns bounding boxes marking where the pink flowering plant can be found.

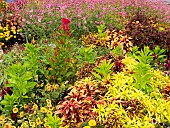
[9,0,170,41]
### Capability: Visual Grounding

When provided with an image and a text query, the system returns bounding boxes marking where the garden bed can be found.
[0,0,170,128]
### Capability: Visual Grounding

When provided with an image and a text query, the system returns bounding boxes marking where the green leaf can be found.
[0,100,9,105]
[26,82,37,89]
[92,72,102,80]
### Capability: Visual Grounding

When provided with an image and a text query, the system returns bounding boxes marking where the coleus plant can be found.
[55,78,108,127]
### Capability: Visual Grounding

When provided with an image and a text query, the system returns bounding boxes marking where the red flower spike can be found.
[61,18,70,32]
[62,18,70,24]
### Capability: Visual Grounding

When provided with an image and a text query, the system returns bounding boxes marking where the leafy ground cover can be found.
[0,0,170,127]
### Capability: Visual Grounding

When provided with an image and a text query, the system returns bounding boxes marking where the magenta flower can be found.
[66,58,70,63]
[61,18,70,32]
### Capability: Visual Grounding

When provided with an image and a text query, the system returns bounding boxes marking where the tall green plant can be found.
[76,46,96,64]
[6,62,37,97]
[92,59,113,81]
[132,62,154,94]
[132,46,153,64]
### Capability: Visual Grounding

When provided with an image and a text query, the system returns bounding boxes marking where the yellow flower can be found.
[83,126,91,128]
[12,107,18,113]
[12,31,16,35]
[14,36,16,38]
[32,103,38,110]
[30,122,36,127]
[88,119,96,126]
[20,111,24,118]
[44,124,51,128]
[47,110,53,115]
[4,123,12,128]
[36,117,42,125]
[40,83,44,87]
[23,104,28,109]
[40,107,47,113]
[0,115,5,124]
[46,99,51,104]
[44,117,48,122]
[47,103,52,108]
[11,126,16,128]
[52,84,59,90]
[48,106,54,111]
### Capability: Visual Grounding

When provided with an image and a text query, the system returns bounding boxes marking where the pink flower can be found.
[66,58,70,63]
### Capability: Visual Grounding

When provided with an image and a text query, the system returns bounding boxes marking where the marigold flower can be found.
[44,124,51,128]
[49,106,54,111]
[33,103,38,110]
[88,119,96,126]
[23,104,28,109]
[4,123,12,128]
[30,121,36,127]
[40,107,47,113]
[47,103,52,108]
[36,117,42,125]
[12,107,18,113]
[0,115,5,124]
[20,111,24,118]
[46,99,51,104]
[47,110,53,115]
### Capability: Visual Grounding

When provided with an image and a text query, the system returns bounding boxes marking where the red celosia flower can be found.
[61,18,70,32]
[62,18,70,24]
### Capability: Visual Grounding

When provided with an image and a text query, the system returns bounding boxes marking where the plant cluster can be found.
[55,78,101,127]
[0,14,23,50]
[0,0,170,127]
[81,29,133,55]
[125,11,170,56]
[39,18,77,84]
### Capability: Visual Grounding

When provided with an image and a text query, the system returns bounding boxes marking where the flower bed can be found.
[0,0,170,128]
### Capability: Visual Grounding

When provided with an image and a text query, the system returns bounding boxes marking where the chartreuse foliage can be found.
[6,62,36,97]
[0,62,37,117]
[45,114,62,128]
[93,58,170,127]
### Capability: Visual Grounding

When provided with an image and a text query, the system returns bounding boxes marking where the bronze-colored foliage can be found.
[97,53,124,72]
[160,85,170,101]
[81,29,133,55]
[125,11,170,57]
[76,62,96,79]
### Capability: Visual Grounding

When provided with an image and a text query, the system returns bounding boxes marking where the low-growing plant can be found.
[45,114,62,128]
[0,93,18,117]
[132,62,154,94]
